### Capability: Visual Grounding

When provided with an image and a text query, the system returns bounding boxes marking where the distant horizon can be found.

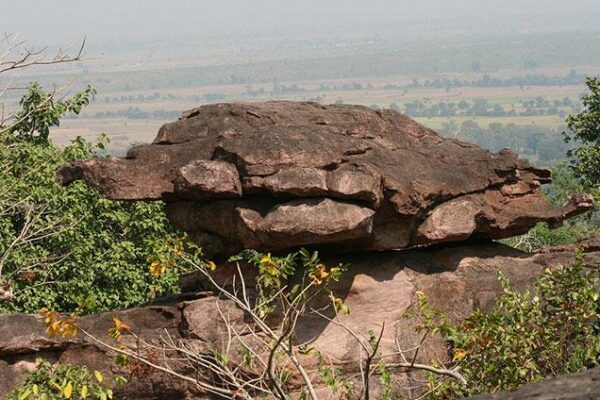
[3,0,600,46]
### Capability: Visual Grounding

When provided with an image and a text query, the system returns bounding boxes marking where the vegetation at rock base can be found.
[0,83,190,313]
[414,252,600,399]
[20,245,600,399]
[31,247,357,400]
[8,361,122,400]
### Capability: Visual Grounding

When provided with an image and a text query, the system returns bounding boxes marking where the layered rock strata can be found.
[57,102,593,258]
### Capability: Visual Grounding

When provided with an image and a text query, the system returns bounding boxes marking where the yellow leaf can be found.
[316,264,329,280]
[94,370,104,383]
[112,316,124,330]
[259,254,272,265]
[42,310,58,325]
[259,253,278,273]
[206,261,217,271]
[308,273,322,285]
[452,349,467,362]
[48,320,61,338]
[63,382,73,399]
[329,266,342,281]
[173,244,182,255]
[149,261,166,278]
[80,386,88,399]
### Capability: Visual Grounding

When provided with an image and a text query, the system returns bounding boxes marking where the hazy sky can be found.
[2,0,600,44]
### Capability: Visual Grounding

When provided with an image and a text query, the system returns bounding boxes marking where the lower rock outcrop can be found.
[467,367,600,400]
[2,240,598,399]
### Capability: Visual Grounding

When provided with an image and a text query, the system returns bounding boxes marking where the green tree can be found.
[563,77,600,191]
[4,82,96,142]
[0,84,188,313]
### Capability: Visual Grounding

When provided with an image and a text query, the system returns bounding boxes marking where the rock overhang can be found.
[57,101,594,258]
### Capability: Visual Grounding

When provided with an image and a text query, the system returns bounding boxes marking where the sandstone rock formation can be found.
[57,102,593,258]
[3,241,599,399]
[467,367,600,400]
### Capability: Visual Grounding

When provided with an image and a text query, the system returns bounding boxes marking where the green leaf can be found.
[18,389,32,400]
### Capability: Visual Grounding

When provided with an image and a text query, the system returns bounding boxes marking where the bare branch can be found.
[71,253,466,399]
[385,361,467,385]
[0,36,85,74]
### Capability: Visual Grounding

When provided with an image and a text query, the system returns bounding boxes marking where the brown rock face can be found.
[2,242,599,398]
[467,367,600,400]
[57,101,592,258]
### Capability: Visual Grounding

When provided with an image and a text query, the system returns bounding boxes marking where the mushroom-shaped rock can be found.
[57,101,593,258]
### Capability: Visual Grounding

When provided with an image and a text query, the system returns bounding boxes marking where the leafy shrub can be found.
[418,252,600,398]
[563,77,600,190]
[8,361,121,400]
[7,83,97,142]
[230,248,345,316]
[0,84,189,313]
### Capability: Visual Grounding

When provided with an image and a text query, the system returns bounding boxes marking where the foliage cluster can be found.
[231,248,345,316]
[0,83,188,313]
[8,361,121,400]
[414,253,600,398]
[564,77,600,192]
[7,83,97,142]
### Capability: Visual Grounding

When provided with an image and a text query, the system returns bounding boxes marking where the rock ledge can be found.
[58,101,593,257]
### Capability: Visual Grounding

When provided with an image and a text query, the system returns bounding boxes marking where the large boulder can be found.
[57,102,592,258]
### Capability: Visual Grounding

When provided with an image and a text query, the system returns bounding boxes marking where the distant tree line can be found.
[66,107,181,120]
[104,92,175,103]
[439,121,570,164]
[401,70,591,90]
[103,92,225,104]
[398,97,581,118]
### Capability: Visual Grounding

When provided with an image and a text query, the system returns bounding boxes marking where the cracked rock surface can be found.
[57,101,593,258]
